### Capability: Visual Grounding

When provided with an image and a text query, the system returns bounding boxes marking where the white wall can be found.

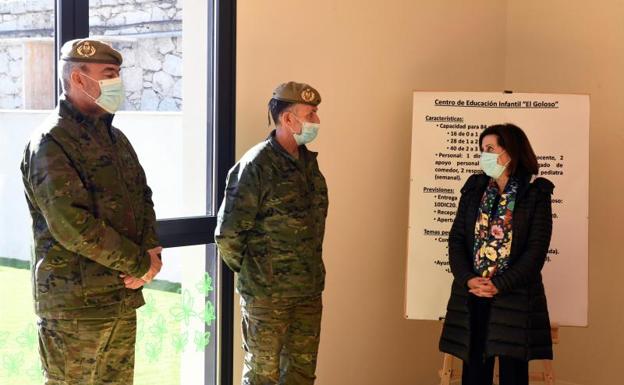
[235,1,624,384]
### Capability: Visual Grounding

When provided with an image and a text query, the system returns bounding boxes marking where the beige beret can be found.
[272,81,321,106]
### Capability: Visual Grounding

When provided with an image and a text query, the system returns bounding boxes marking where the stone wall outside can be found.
[0,0,183,111]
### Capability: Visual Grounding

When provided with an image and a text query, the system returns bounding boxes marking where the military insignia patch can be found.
[76,42,97,58]
[301,88,316,103]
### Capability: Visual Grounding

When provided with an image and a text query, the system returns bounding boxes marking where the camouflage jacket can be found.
[215,130,329,298]
[20,98,159,319]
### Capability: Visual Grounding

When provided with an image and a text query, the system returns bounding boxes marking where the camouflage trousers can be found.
[37,311,137,385]
[240,295,322,385]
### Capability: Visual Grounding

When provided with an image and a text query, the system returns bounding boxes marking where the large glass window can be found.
[87,3,213,380]
[0,246,218,385]
[134,245,218,385]
[89,0,183,112]
[0,0,233,384]
[88,0,208,219]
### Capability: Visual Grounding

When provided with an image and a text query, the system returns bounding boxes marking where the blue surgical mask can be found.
[80,73,125,114]
[291,116,320,145]
[480,151,508,179]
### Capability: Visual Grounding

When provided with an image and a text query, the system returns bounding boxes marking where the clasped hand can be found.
[119,246,163,289]
[467,277,499,298]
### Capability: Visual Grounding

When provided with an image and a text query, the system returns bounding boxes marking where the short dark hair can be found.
[479,123,539,176]
[268,98,294,126]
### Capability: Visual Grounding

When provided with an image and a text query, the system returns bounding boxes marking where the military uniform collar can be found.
[267,129,318,162]
[59,96,115,131]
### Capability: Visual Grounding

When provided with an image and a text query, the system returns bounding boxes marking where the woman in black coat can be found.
[439,124,554,385]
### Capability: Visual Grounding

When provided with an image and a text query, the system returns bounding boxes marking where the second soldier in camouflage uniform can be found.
[21,39,163,385]
[215,81,328,385]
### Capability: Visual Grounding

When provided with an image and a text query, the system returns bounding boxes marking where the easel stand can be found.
[439,323,559,385]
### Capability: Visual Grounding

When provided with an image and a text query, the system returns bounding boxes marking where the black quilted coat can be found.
[439,173,554,362]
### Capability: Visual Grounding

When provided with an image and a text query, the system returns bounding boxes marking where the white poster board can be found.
[405,92,589,327]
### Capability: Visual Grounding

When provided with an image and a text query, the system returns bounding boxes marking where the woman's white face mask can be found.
[480,150,508,179]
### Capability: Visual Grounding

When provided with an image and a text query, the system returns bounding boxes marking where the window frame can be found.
[54,1,236,384]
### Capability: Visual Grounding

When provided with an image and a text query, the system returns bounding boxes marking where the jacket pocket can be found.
[79,257,124,303]
[34,250,84,310]
[34,249,81,293]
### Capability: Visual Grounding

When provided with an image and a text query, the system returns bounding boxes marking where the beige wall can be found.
[505,2,624,385]
[237,1,506,384]
[236,1,621,384]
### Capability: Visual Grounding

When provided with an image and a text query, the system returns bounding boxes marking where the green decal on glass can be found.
[171,331,188,353]
[16,324,37,350]
[148,315,168,342]
[194,331,211,352]
[169,289,197,326]
[202,301,216,326]
[2,353,24,377]
[196,272,214,295]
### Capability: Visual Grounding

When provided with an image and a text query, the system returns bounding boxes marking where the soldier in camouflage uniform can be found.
[20,39,163,385]
[215,81,328,385]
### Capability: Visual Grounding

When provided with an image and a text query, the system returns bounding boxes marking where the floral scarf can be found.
[473,177,519,278]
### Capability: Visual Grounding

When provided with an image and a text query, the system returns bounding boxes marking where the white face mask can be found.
[80,73,125,114]
[480,150,508,179]
[290,115,320,145]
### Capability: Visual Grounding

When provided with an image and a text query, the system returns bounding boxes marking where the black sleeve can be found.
[448,175,480,288]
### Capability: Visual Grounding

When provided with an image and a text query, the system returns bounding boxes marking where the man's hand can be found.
[119,274,146,289]
[119,246,163,289]
[140,246,163,283]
